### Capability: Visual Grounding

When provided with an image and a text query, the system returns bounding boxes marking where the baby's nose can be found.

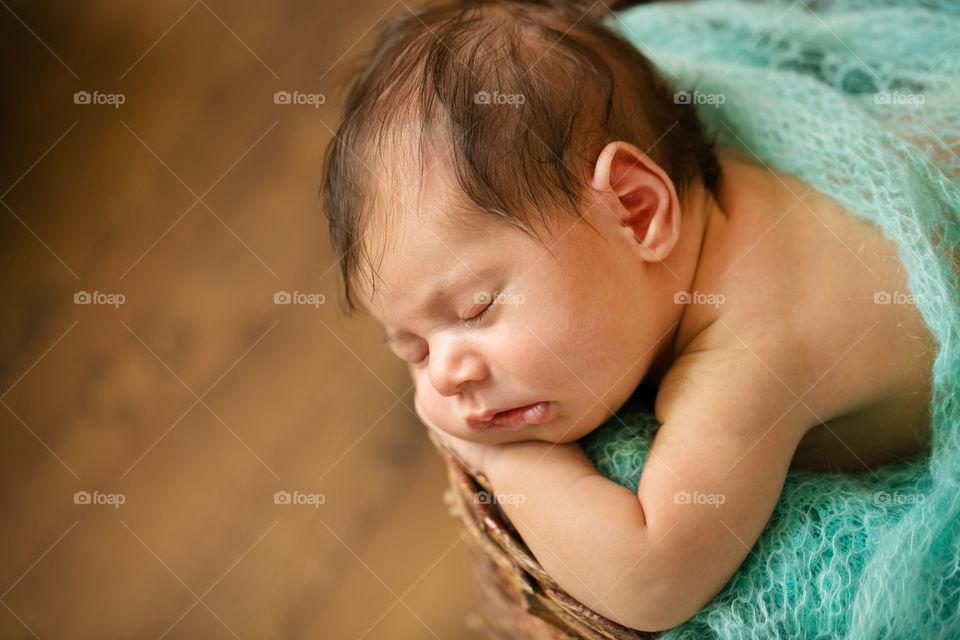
[428,340,488,396]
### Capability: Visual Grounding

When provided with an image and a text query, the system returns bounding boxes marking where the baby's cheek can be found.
[414,380,461,434]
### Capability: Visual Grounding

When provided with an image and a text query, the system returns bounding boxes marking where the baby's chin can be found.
[459,420,597,445]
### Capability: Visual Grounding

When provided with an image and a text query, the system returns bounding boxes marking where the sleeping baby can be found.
[320,0,937,631]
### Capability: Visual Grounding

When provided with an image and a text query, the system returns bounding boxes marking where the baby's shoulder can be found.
[653,324,813,444]
[655,152,937,454]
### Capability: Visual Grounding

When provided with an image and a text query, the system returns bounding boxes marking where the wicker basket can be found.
[427,430,658,639]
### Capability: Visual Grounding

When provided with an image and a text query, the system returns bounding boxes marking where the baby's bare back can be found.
[662,151,937,474]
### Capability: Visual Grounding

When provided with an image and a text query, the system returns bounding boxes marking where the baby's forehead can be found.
[365,175,507,258]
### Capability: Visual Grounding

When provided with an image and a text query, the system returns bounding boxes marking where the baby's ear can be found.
[589,141,681,262]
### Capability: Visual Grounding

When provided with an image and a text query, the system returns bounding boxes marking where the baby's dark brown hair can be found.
[320,0,721,314]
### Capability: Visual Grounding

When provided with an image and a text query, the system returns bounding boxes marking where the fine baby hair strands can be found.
[320,0,721,316]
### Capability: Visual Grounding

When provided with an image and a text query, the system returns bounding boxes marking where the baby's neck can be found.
[643,170,730,388]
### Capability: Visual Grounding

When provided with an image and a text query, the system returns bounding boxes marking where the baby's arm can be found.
[484,347,810,631]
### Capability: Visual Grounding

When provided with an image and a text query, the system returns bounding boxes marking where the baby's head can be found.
[321,0,722,444]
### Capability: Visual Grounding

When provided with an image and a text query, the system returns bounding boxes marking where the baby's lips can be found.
[468,401,555,430]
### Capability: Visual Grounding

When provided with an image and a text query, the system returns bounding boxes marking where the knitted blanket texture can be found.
[580,1,960,637]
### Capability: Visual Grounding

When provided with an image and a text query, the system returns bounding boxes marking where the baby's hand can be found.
[415,396,497,477]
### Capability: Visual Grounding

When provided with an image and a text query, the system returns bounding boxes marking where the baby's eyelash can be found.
[409,297,497,365]
[464,301,493,327]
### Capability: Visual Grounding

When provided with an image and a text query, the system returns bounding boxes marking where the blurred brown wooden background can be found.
[0,1,489,637]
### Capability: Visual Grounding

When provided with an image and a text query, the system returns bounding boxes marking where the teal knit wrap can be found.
[579,2,960,638]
